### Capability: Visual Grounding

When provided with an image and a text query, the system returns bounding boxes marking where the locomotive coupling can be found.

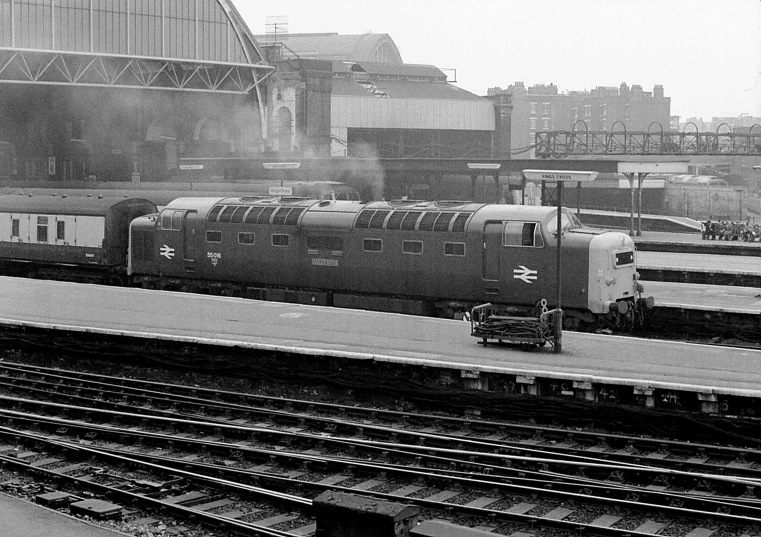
[608,300,630,314]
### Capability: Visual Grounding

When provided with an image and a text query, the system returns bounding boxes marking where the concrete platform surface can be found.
[0,276,759,398]
[0,493,127,537]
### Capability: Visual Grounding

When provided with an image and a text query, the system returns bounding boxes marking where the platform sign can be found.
[269,186,293,196]
[522,170,598,182]
[263,162,301,170]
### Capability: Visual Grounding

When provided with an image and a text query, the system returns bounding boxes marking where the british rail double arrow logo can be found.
[513,265,538,284]
[160,245,175,260]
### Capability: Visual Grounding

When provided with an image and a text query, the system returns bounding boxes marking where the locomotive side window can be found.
[37,216,48,243]
[238,232,255,245]
[272,234,290,247]
[402,240,423,254]
[444,242,465,256]
[363,238,383,252]
[503,222,543,247]
[11,218,19,238]
[206,230,222,243]
[57,221,65,241]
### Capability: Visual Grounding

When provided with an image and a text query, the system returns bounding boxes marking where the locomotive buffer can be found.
[471,170,597,353]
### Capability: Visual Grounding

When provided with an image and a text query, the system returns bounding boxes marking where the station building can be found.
[0,0,273,183]
[258,32,507,160]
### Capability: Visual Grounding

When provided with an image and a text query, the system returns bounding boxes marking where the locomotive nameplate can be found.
[312,258,338,267]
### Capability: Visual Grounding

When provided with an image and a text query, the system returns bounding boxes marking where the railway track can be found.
[1,362,761,537]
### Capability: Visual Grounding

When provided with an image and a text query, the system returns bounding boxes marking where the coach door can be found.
[482,222,502,287]
[183,211,197,273]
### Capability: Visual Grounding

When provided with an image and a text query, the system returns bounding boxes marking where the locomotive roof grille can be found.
[207,204,305,226]
[355,209,470,232]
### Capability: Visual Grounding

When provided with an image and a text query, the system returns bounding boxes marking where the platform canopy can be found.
[0,0,273,94]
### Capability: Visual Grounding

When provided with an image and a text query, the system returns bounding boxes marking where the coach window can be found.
[206,230,222,243]
[37,216,48,243]
[402,240,423,254]
[57,221,65,241]
[272,234,290,247]
[444,242,465,256]
[11,218,19,238]
[363,238,383,252]
[238,232,255,245]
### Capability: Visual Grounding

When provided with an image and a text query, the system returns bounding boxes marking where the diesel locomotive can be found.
[128,196,653,328]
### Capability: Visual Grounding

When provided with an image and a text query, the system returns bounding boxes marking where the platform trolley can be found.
[470,300,558,350]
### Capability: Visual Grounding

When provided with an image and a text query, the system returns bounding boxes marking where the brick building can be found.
[489,82,671,157]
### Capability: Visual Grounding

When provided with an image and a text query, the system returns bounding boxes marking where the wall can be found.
[665,184,747,221]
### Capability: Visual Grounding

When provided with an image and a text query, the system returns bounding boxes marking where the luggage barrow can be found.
[470,302,558,351]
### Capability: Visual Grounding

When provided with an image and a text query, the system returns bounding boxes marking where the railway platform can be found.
[0,492,127,537]
[0,276,759,417]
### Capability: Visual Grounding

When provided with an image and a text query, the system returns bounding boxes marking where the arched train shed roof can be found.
[0,0,273,93]
[264,33,404,64]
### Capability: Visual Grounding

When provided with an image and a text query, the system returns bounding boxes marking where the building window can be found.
[601,104,607,117]
[57,221,65,241]
[402,240,423,254]
[530,118,537,130]
[11,218,19,238]
[543,118,550,131]
[363,238,383,252]
[272,234,290,247]
[584,105,591,118]
[572,107,578,120]
[529,102,537,115]
[206,230,222,243]
[542,102,550,115]
[238,232,255,245]
[37,216,48,243]
[444,242,465,256]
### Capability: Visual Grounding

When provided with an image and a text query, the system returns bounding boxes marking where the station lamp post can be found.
[754,166,761,195]
[522,170,598,353]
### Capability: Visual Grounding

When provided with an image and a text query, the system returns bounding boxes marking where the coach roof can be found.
[0,194,156,216]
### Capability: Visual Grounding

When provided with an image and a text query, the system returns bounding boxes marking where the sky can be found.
[236,0,761,121]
